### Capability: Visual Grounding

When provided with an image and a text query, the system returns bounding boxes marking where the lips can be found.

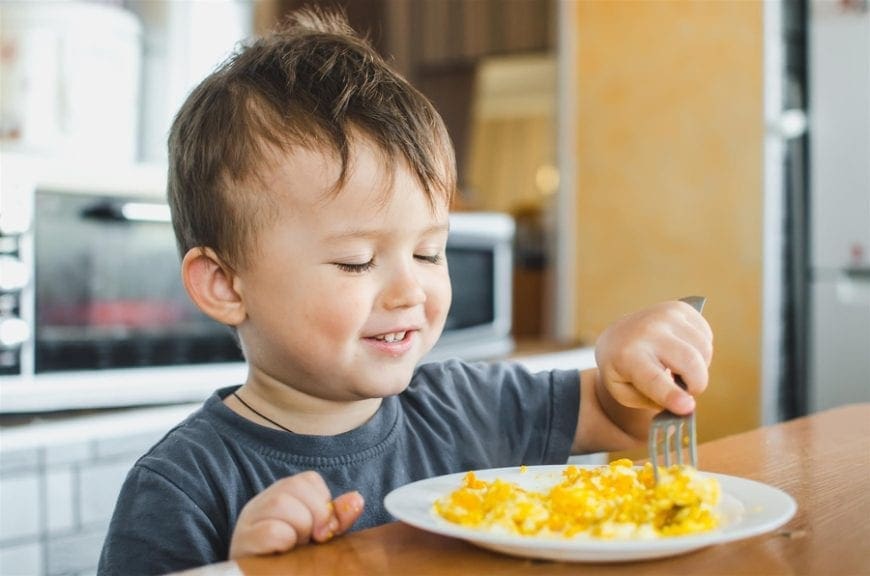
[364,328,417,356]
[374,331,407,343]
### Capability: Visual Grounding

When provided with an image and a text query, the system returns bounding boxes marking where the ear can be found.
[181,248,246,326]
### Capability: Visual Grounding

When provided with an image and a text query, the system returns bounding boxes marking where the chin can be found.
[360,366,415,398]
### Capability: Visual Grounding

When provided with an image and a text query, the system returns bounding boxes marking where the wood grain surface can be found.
[178,404,870,576]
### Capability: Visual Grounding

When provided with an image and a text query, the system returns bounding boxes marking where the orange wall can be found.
[573,1,764,441]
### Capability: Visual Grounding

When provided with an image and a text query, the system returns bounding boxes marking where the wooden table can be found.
[182,404,870,576]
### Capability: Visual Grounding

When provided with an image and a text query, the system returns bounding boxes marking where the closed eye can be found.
[335,260,375,273]
[415,254,443,265]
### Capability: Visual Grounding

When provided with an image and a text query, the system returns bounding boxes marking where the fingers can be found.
[311,491,364,543]
[330,491,365,536]
[656,336,711,394]
[232,518,300,558]
[629,353,698,414]
[674,302,714,367]
[230,472,328,558]
[597,300,714,414]
[606,380,661,411]
[677,300,714,346]
[270,471,335,544]
[661,370,698,414]
[632,337,711,414]
[229,471,365,559]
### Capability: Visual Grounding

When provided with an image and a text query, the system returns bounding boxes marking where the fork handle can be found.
[675,296,706,392]
[679,295,706,314]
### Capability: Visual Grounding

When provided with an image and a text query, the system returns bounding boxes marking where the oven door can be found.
[33,191,242,373]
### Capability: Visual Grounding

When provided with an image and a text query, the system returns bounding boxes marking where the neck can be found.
[226,384,383,436]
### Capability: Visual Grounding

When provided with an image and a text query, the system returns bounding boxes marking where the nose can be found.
[381,262,427,310]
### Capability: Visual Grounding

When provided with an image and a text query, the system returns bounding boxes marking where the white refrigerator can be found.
[808,1,870,412]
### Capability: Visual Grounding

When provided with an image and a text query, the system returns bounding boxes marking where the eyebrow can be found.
[325,222,450,242]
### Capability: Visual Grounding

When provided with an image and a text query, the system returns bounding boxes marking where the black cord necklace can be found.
[232,391,295,434]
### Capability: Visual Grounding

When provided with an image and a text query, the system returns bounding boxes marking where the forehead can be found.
[261,135,448,215]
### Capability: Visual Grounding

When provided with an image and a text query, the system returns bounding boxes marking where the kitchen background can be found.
[1,1,868,575]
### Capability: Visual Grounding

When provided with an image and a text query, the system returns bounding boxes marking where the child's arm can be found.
[229,471,364,559]
[571,299,714,454]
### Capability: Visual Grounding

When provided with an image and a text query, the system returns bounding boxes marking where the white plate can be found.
[384,465,797,562]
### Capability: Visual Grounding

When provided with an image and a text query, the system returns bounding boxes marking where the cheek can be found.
[307,277,371,338]
[427,271,452,321]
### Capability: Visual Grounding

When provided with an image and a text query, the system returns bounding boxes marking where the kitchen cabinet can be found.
[256,0,554,193]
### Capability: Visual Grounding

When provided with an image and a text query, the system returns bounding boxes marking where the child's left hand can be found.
[594,299,714,416]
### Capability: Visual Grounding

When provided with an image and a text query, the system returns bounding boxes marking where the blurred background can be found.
[0,1,868,574]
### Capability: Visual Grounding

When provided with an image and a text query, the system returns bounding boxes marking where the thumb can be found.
[332,491,365,534]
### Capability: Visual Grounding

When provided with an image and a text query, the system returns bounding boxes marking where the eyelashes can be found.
[335,261,375,273]
[415,254,442,265]
[334,254,443,273]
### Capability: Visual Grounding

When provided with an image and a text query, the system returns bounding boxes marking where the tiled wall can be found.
[0,406,196,576]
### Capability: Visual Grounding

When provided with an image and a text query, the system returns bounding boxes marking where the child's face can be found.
[235,137,452,402]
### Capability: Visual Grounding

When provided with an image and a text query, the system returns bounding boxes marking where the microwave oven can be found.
[0,155,514,413]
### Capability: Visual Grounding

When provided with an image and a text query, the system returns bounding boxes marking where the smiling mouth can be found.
[373,331,407,343]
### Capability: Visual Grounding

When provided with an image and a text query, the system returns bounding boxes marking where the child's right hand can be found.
[229,471,364,559]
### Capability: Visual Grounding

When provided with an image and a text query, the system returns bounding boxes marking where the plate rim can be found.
[383,464,797,560]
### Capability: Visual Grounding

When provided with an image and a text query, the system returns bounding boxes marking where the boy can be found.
[98,8,712,575]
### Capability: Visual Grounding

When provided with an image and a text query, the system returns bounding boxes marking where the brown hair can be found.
[167,7,456,270]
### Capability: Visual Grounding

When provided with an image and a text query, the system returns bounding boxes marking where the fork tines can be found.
[648,411,697,483]
[647,295,706,483]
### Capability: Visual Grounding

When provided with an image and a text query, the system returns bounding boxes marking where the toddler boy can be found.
[98,8,712,574]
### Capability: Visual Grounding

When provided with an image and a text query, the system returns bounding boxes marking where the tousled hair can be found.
[167,7,456,270]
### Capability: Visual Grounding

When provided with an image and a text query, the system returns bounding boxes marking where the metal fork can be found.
[648,295,706,482]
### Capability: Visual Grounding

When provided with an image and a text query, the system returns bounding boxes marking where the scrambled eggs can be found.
[434,459,720,539]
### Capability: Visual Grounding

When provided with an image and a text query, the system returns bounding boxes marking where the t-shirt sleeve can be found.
[98,464,225,576]
[405,360,580,470]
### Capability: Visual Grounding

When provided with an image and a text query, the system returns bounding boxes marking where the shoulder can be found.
[411,358,577,390]
[397,360,581,468]
[405,359,581,423]
[131,393,242,486]
[405,359,576,410]
[412,358,520,384]
[407,359,498,398]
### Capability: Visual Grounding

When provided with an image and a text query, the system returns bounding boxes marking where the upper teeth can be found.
[377,332,406,343]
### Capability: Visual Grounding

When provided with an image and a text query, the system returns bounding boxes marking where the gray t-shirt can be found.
[97,359,580,575]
